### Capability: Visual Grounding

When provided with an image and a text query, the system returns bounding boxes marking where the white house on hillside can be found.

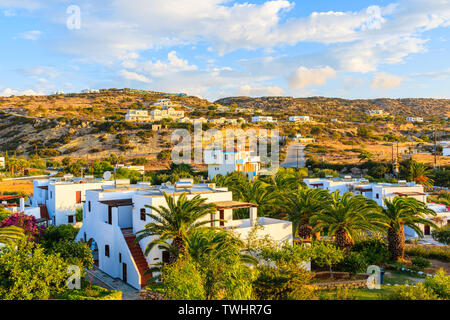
[204,148,261,180]
[75,180,292,289]
[406,117,424,122]
[252,116,274,123]
[289,116,310,122]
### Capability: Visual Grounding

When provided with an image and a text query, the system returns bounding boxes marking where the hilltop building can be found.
[251,116,275,123]
[289,116,310,122]
[406,117,424,122]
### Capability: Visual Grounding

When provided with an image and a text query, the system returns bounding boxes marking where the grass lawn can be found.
[318,271,425,300]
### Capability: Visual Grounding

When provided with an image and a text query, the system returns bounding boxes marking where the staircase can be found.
[121,228,152,288]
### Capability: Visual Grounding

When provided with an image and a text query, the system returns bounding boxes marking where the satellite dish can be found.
[103,171,112,180]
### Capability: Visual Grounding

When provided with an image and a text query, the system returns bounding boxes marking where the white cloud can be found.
[0,0,42,10]
[19,30,41,40]
[119,70,152,83]
[237,85,285,97]
[0,88,44,96]
[123,51,197,78]
[287,66,336,90]
[371,72,404,89]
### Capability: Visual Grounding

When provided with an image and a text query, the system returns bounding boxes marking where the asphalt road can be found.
[281,143,306,168]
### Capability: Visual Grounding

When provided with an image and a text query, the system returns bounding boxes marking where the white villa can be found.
[252,116,275,123]
[204,147,261,181]
[0,156,4,168]
[289,116,310,122]
[75,180,292,289]
[31,176,116,226]
[440,141,450,157]
[406,117,424,123]
[303,177,445,239]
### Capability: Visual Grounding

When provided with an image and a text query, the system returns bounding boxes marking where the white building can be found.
[406,117,424,123]
[31,176,116,226]
[125,110,151,122]
[252,116,275,123]
[75,180,292,289]
[441,141,450,157]
[204,148,261,180]
[367,109,388,116]
[0,157,5,168]
[81,89,100,94]
[289,116,310,122]
[304,178,427,207]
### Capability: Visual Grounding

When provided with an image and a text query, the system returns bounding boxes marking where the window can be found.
[119,253,122,263]
[68,215,74,223]
[376,194,379,199]
[140,208,146,221]
[88,201,91,212]
[162,251,170,263]
[225,154,228,160]
[50,191,52,199]
[105,245,110,257]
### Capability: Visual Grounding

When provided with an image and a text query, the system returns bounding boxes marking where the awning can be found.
[99,199,133,207]
[394,192,426,197]
[212,201,258,210]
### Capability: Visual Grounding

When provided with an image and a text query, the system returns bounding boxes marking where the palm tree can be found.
[380,197,437,260]
[310,191,383,251]
[135,193,218,263]
[405,161,434,191]
[0,226,25,245]
[284,187,330,240]
[185,228,257,266]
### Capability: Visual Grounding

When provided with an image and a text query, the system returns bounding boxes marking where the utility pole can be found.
[434,128,437,169]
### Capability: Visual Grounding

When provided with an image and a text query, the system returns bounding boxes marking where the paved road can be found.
[281,143,306,168]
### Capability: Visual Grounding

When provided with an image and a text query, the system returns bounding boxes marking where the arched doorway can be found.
[87,238,99,267]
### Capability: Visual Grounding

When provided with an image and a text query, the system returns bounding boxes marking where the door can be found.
[76,191,82,204]
[219,210,225,227]
[424,225,431,236]
[122,263,127,283]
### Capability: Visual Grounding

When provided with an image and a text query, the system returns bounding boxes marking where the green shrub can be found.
[405,245,450,262]
[411,256,431,271]
[351,238,390,264]
[424,269,450,299]
[0,240,69,300]
[56,282,122,300]
[337,252,368,275]
[387,283,439,300]
[156,256,206,300]
[253,266,317,300]
[432,226,450,245]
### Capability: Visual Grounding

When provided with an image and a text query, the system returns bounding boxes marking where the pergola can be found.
[212,201,258,227]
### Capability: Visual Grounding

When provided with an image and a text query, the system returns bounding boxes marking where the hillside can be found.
[215,96,450,118]
[0,90,448,167]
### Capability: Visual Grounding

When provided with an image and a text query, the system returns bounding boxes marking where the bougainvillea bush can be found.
[0,212,45,241]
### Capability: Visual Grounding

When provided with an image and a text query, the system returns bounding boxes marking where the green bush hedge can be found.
[405,245,450,262]
[55,284,122,300]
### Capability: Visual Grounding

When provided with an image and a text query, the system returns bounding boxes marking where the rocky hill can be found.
[215,96,450,118]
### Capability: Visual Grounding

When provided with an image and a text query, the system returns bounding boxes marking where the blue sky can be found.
[0,0,450,101]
